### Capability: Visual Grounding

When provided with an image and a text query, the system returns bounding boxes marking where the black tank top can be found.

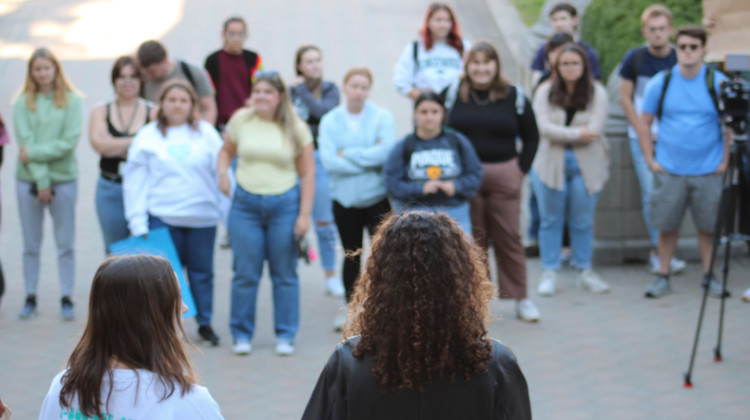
[100,102,150,174]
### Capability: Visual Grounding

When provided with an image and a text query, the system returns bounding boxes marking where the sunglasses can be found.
[677,43,701,51]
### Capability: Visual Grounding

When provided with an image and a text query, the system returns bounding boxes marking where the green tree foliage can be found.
[581,0,702,80]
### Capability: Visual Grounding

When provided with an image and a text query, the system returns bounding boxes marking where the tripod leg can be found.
[714,236,731,362]
[685,166,732,387]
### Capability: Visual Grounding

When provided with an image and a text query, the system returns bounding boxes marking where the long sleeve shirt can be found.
[318,102,396,208]
[392,40,469,96]
[123,121,224,236]
[13,92,83,189]
[384,130,483,208]
[290,81,340,147]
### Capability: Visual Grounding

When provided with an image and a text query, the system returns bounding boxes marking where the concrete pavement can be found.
[0,1,749,419]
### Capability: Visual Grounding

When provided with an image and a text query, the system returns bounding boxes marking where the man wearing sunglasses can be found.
[637,25,730,299]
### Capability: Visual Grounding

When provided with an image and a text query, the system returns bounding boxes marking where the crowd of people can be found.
[0,0,746,418]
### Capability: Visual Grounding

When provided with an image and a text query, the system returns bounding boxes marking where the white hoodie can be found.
[123,120,224,236]
[392,39,469,96]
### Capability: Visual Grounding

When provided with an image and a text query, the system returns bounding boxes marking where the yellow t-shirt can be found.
[227,108,312,195]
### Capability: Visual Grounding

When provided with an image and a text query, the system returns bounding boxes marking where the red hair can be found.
[419,2,464,54]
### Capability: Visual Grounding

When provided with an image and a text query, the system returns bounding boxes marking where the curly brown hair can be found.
[344,211,496,391]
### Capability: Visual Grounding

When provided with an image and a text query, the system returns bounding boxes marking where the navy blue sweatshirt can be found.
[384,130,483,208]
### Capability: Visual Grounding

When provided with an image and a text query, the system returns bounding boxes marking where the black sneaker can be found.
[645,274,671,298]
[198,325,220,346]
[61,296,75,320]
[18,295,38,319]
[702,274,731,299]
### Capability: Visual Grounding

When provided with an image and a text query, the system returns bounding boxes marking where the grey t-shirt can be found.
[143,60,215,102]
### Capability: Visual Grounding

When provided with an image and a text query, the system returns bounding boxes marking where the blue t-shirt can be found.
[531,40,601,79]
[619,45,677,138]
[641,65,726,176]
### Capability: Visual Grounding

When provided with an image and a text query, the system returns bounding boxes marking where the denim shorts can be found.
[650,172,722,233]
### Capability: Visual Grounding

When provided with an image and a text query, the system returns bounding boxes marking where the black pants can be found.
[333,199,391,302]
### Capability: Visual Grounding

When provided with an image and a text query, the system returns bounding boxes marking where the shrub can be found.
[581,0,702,79]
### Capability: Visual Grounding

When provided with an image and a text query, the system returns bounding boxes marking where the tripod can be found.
[684,126,750,388]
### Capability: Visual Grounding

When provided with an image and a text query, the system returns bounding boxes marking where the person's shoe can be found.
[577,269,610,293]
[325,277,345,298]
[18,295,38,319]
[61,296,75,321]
[524,240,540,258]
[644,274,671,298]
[275,339,295,356]
[232,339,252,355]
[742,287,750,302]
[333,305,349,332]
[648,255,687,275]
[198,325,220,346]
[537,270,557,296]
[516,299,540,322]
[702,274,731,299]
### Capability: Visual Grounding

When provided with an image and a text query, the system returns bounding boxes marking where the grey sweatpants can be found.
[16,180,77,297]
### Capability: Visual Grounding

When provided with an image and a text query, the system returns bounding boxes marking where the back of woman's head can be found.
[346,211,495,391]
[60,255,195,417]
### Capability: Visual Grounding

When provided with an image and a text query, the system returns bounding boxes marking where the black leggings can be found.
[333,199,391,302]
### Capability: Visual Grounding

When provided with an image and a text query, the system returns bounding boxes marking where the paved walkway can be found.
[1,1,749,419]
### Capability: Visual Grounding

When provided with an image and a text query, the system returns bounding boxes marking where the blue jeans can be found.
[392,199,472,235]
[313,151,337,272]
[531,149,600,270]
[629,136,658,247]
[149,216,217,327]
[229,184,300,342]
[95,176,130,254]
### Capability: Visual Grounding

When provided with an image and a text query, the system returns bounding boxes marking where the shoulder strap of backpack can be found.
[514,85,525,116]
[412,40,420,76]
[630,46,647,99]
[180,60,198,91]
[705,67,720,113]
[656,69,671,120]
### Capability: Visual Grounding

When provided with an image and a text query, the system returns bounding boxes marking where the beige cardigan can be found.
[532,82,610,194]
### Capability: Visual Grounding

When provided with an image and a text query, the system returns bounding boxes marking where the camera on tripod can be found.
[719,53,750,136]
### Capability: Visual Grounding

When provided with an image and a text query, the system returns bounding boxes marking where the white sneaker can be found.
[333,306,349,332]
[275,339,295,356]
[578,269,610,293]
[232,339,252,355]
[649,255,687,274]
[326,277,345,298]
[742,287,750,303]
[516,299,540,322]
[537,270,557,296]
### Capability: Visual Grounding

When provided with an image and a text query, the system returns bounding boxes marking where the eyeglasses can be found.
[677,43,701,51]
[225,31,246,39]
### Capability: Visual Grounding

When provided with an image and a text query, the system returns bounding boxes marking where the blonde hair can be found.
[343,66,373,86]
[22,47,79,111]
[641,4,672,27]
[246,73,303,153]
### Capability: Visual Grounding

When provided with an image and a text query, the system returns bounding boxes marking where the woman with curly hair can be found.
[302,211,531,420]
[38,255,224,419]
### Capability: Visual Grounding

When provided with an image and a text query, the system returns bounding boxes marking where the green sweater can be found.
[13,92,82,190]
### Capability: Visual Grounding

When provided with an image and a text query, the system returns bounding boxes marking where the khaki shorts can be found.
[649,172,722,233]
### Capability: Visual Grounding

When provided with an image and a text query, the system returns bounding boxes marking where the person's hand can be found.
[648,160,665,173]
[337,149,345,157]
[19,146,29,164]
[408,88,421,101]
[716,160,728,174]
[218,172,231,197]
[294,214,310,237]
[37,188,53,204]
[703,12,717,32]
[579,128,600,143]
[438,180,456,197]
[423,180,441,195]
[0,395,12,420]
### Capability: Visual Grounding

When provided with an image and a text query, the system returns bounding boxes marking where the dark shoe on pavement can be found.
[198,325,220,346]
[18,295,38,319]
[524,242,540,258]
[644,275,671,298]
[61,296,75,321]
[702,274,731,299]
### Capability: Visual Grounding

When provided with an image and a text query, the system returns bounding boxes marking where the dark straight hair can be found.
[549,43,593,111]
[59,255,196,417]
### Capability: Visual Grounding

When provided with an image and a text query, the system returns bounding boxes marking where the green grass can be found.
[511,0,546,27]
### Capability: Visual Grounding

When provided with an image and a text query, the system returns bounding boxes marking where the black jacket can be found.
[302,336,532,420]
